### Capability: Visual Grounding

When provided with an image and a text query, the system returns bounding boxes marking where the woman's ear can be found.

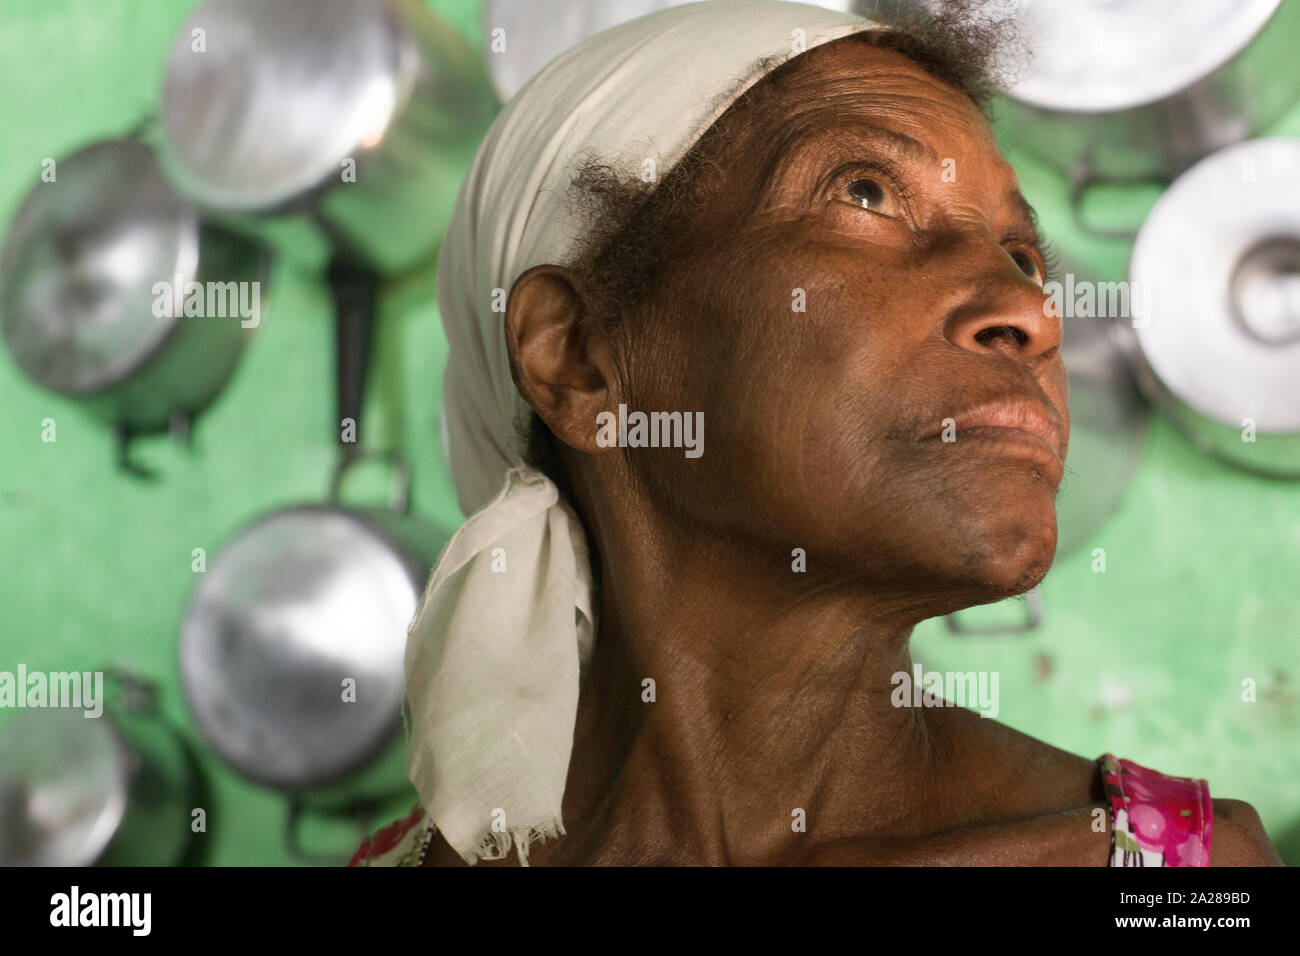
[505,265,617,454]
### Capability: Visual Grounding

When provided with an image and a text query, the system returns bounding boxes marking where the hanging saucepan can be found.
[0,669,199,867]
[978,0,1300,238]
[158,0,499,277]
[0,138,268,478]
[1122,138,1300,477]
[178,452,446,863]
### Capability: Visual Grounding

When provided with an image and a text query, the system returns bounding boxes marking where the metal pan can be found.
[178,453,446,862]
[986,0,1300,238]
[1125,138,1300,477]
[0,670,198,867]
[159,0,499,276]
[0,138,268,477]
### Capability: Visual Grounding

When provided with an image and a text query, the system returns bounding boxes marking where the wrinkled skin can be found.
[424,39,1280,866]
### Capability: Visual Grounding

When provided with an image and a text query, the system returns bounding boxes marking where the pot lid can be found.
[0,139,198,395]
[1131,138,1300,436]
[160,0,404,211]
[0,709,128,866]
[1005,0,1281,113]
[179,506,418,791]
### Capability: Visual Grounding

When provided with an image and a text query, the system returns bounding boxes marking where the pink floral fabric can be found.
[1098,754,1213,866]
[348,804,436,867]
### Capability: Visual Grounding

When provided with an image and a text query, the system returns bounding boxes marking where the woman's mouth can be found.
[919,398,1065,484]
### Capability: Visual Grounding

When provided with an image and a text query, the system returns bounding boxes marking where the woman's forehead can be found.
[750,40,995,148]
[692,39,1016,211]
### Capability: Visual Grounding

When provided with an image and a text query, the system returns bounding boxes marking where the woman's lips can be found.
[920,399,1065,483]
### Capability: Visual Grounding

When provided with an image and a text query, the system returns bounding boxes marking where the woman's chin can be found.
[888,502,1059,605]
[957,521,1058,599]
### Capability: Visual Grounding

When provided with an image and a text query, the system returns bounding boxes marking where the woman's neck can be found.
[527,510,963,865]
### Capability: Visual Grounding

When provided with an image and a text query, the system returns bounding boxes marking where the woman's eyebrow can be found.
[754,119,939,197]
[822,120,939,163]
[1007,190,1046,247]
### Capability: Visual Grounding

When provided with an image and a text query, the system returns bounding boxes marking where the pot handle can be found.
[328,255,380,459]
[329,448,411,516]
[124,113,160,145]
[943,586,1043,636]
[1068,167,1166,241]
[284,797,376,866]
[100,665,160,715]
[112,412,194,482]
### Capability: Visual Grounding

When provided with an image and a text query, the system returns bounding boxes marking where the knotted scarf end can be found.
[470,819,568,867]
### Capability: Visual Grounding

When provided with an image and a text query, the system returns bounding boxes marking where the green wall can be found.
[0,0,1295,865]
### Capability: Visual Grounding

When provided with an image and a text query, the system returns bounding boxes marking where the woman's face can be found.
[621,39,1068,606]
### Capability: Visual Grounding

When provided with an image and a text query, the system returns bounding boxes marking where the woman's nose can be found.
[939,246,1061,368]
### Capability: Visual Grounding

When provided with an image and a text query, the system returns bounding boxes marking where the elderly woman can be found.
[350,0,1280,867]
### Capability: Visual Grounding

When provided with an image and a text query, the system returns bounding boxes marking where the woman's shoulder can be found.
[926,709,1280,866]
[1208,798,1282,866]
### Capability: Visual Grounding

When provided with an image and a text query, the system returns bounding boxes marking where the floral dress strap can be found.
[349,803,438,867]
[1097,754,1213,867]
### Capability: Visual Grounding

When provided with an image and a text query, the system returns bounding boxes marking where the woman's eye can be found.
[1010,249,1042,283]
[844,178,900,217]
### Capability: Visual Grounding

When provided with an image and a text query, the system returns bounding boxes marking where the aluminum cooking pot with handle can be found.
[159,0,499,276]
[984,0,1300,238]
[1124,138,1300,477]
[178,452,447,861]
[0,670,199,867]
[0,138,268,476]
[991,0,1300,173]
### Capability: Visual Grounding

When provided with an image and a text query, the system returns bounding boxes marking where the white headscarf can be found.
[406,0,876,866]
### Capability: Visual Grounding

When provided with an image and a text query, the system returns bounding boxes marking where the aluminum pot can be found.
[0,672,197,867]
[986,0,1300,234]
[178,453,445,860]
[0,139,267,474]
[1124,138,1300,477]
[159,0,499,277]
